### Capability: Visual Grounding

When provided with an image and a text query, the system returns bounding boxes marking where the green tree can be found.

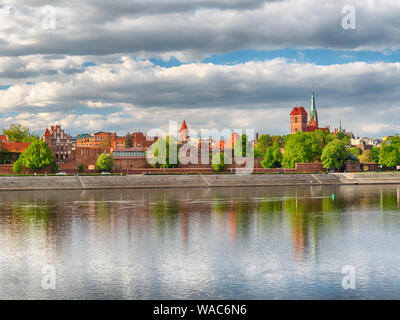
[282,132,313,168]
[261,140,282,168]
[12,140,56,173]
[150,136,179,168]
[358,150,373,163]
[234,134,254,157]
[78,163,84,173]
[96,153,114,171]
[348,147,361,157]
[321,140,347,170]
[335,132,351,145]
[255,134,273,157]
[371,146,380,163]
[212,152,227,172]
[125,133,133,148]
[379,143,400,168]
[3,124,38,142]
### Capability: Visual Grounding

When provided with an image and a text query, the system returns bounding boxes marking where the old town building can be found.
[290,92,329,134]
[42,125,75,160]
[77,131,157,149]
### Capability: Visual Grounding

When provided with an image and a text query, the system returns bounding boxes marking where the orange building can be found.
[77,131,157,149]
[77,132,113,147]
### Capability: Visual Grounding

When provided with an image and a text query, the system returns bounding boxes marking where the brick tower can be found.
[290,107,308,134]
[179,120,189,142]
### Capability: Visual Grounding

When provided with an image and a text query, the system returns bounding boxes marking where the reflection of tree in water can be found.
[95,199,112,220]
[380,189,398,211]
[150,200,180,234]
[233,200,256,239]
[284,193,345,261]
[212,197,229,214]
[11,201,55,227]
[258,199,284,229]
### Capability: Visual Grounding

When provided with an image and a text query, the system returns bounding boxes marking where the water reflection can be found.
[0,185,400,299]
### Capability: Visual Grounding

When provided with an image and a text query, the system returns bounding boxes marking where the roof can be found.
[180,120,188,131]
[0,135,8,142]
[1,142,31,153]
[112,147,147,152]
[290,106,307,116]
[43,128,51,136]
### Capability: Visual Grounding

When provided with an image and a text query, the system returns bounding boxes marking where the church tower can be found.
[290,107,308,133]
[179,120,189,142]
[309,92,318,128]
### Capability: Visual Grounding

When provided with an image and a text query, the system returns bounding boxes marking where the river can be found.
[0,185,399,299]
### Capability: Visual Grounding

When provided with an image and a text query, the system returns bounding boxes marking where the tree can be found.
[125,133,133,148]
[3,124,38,142]
[379,143,400,168]
[212,152,227,172]
[321,140,347,170]
[255,134,273,157]
[12,140,56,173]
[78,163,84,173]
[96,153,114,171]
[348,147,361,157]
[234,134,254,157]
[261,147,275,168]
[371,146,380,163]
[335,132,351,145]
[282,132,313,168]
[261,140,282,168]
[358,150,373,163]
[150,136,179,168]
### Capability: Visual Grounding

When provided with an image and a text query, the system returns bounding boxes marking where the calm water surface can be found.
[0,185,400,299]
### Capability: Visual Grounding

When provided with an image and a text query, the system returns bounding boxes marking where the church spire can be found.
[310,92,318,127]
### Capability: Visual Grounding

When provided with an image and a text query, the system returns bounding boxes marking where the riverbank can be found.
[0,173,400,191]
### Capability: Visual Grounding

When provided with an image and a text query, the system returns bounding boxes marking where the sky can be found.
[0,0,400,138]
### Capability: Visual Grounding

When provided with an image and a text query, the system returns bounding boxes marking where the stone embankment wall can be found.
[0,173,399,191]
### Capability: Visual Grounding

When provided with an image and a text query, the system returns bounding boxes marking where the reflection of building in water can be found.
[229,204,237,243]
[398,188,400,207]
[181,204,188,247]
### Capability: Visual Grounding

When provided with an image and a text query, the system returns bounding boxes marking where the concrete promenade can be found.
[0,173,399,191]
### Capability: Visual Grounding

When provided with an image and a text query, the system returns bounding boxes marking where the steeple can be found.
[310,92,318,127]
[339,118,342,133]
[179,120,189,142]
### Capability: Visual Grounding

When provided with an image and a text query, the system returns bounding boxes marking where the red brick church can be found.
[290,92,329,134]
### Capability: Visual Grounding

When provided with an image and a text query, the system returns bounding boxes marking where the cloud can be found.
[0,56,399,137]
[1,1,400,59]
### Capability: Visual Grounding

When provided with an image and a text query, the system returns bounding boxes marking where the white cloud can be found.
[0,56,399,137]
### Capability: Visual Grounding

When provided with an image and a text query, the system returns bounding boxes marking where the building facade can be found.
[42,125,75,160]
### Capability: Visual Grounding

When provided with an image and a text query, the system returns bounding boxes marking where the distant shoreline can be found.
[0,173,400,191]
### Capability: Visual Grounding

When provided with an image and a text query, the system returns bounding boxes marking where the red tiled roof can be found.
[0,135,8,142]
[44,128,51,136]
[290,106,307,116]
[180,120,188,131]
[1,142,31,153]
